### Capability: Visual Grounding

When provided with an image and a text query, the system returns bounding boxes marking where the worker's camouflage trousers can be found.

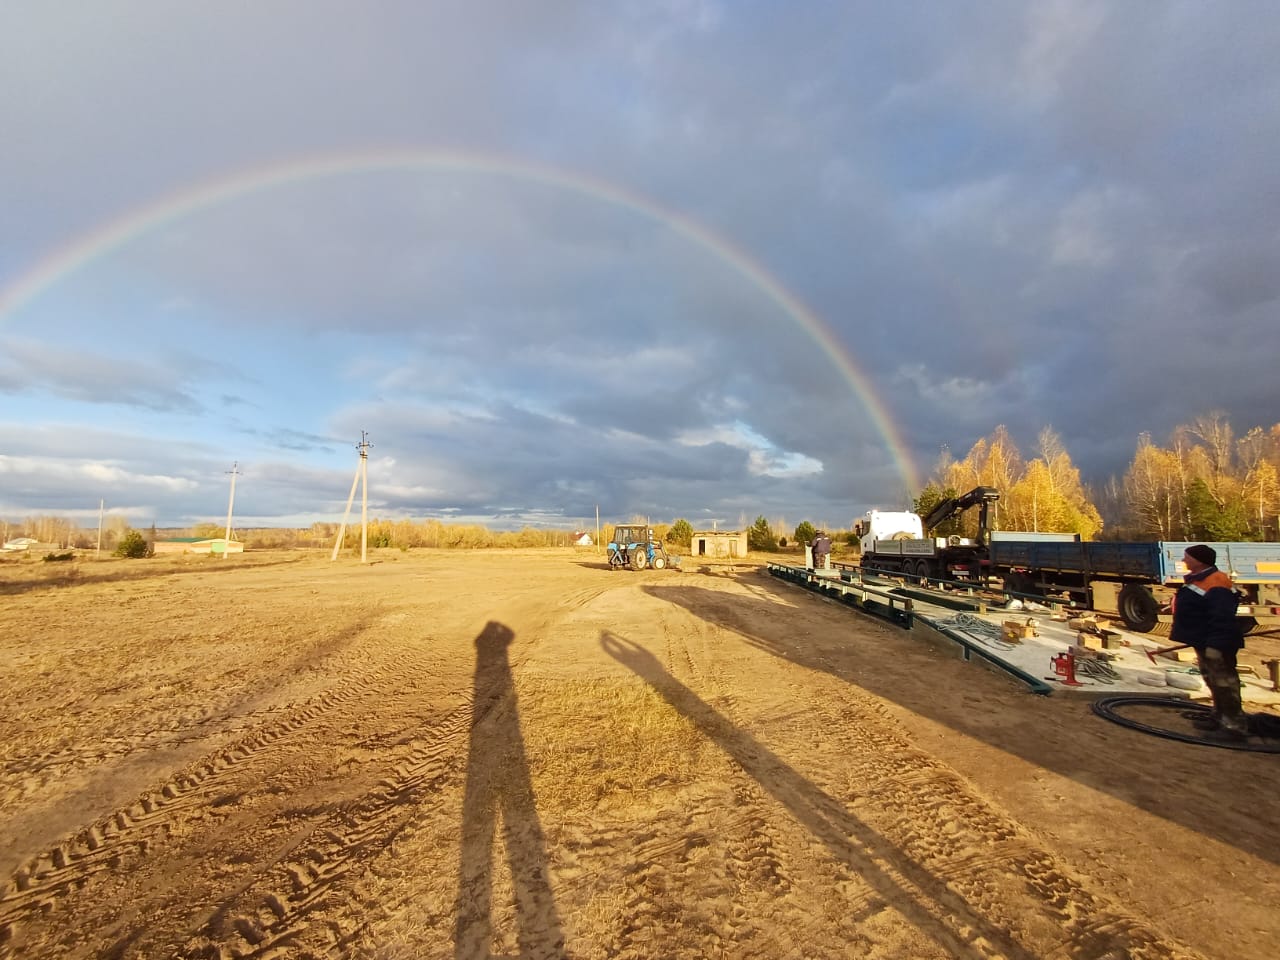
[1196,647,1248,735]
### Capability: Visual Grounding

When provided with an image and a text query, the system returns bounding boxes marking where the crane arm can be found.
[921,486,999,538]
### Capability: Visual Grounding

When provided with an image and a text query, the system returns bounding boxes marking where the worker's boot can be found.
[1201,649,1249,738]
[1189,713,1220,732]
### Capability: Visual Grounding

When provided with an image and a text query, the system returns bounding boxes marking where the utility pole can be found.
[223,462,240,558]
[596,504,600,553]
[332,432,373,563]
[360,432,369,564]
[96,499,104,558]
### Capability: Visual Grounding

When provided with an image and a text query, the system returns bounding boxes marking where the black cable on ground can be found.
[1091,695,1280,753]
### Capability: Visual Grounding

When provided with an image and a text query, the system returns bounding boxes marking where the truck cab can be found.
[854,510,923,555]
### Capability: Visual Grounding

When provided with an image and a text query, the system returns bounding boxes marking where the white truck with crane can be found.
[854,487,1047,581]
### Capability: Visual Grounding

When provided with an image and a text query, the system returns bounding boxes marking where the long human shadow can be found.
[453,621,565,960]
[599,630,1048,960]
[643,581,1280,867]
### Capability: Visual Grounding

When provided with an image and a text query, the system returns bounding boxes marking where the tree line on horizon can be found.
[909,412,1280,543]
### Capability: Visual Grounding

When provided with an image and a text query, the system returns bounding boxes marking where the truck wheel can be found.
[1118,583,1160,633]
[914,560,931,581]
[630,551,647,571]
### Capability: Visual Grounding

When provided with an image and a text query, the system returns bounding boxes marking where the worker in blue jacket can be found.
[1170,544,1248,739]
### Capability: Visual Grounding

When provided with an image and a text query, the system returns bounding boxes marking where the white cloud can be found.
[675,422,822,478]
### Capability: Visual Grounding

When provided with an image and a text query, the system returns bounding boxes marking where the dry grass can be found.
[518,677,709,814]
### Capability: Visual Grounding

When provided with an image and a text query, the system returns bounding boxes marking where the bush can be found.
[42,551,75,562]
[114,530,152,559]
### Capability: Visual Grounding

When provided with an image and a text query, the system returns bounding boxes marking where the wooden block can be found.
[1076,631,1103,650]
[1002,620,1038,638]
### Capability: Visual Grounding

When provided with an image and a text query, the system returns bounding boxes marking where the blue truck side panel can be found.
[986,540,1162,580]
[987,539,1280,585]
[1156,542,1280,584]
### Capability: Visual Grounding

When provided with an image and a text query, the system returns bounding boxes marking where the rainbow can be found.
[0,147,918,492]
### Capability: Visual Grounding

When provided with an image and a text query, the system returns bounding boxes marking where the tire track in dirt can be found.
[646,575,1204,958]
[180,588,616,959]
[551,616,902,958]
[648,615,986,959]
[0,611,385,817]
[0,645,442,956]
[656,616,823,954]
[517,618,776,956]
[179,699,473,959]
[800,688,1202,960]
[0,704,293,805]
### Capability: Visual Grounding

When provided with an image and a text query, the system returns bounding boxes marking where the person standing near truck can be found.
[1171,544,1249,740]
[811,531,832,569]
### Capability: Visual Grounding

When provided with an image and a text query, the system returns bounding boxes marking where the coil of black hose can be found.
[1091,696,1280,753]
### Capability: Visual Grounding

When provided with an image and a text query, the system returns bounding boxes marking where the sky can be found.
[2,2,1278,533]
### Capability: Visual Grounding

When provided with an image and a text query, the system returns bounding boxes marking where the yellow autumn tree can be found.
[1006,459,1068,532]
[1241,458,1280,539]
[1123,433,1185,539]
[936,426,1023,535]
[1034,427,1103,537]
[1001,430,1103,538]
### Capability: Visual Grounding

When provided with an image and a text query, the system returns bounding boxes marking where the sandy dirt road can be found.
[0,549,1276,959]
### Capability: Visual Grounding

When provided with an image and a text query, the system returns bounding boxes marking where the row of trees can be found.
[916,425,1103,540]
[908,414,1280,543]
[1105,417,1280,541]
[1,515,135,551]
[1,517,667,556]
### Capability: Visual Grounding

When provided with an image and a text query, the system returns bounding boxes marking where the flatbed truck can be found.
[988,538,1280,633]
[855,487,1280,633]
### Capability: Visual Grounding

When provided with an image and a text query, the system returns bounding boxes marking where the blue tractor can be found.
[607,524,676,571]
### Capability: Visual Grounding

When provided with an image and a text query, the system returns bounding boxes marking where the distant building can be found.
[690,530,748,558]
[572,532,593,547]
[1,537,39,552]
[153,537,245,555]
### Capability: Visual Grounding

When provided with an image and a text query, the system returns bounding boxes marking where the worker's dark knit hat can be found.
[1185,544,1216,565]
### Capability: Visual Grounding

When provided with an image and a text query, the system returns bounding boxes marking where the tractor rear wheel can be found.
[630,551,647,571]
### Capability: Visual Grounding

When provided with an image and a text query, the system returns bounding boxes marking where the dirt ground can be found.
[1,548,1277,960]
